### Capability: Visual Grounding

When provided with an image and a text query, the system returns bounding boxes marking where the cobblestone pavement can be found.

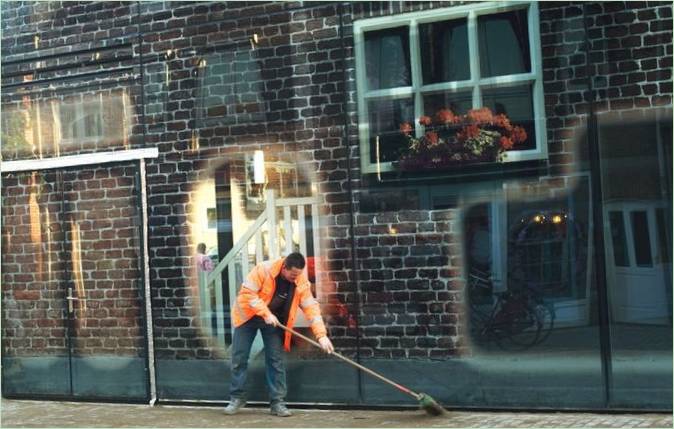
[1,399,671,428]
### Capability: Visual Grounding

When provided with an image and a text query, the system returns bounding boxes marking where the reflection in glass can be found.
[630,211,653,267]
[195,49,266,127]
[420,19,469,83]
[609,211,629,267]
[599,112,672,408]
[367,98,414,163]
[478,9,531,78]
[482,85,536,150]
[1,171,70,396]
[364,26,411,90]
[423,90,472,118]
[1,89,132,161]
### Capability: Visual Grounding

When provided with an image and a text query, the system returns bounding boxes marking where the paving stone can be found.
[1,400,671,428]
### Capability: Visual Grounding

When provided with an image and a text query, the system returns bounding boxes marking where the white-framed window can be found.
[353,1,547,174]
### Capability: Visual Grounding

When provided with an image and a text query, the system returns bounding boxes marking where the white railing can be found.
[199,189,320,351]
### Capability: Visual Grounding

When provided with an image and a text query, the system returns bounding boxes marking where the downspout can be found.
[338,2,364,404]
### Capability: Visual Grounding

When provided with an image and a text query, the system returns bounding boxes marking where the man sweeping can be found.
[224,252,334,417]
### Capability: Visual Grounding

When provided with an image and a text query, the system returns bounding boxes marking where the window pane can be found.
[423,90,472,118]
[364,27,411,90]
[655,208,671,264]
[631,211,653,267]
[478,9,531,78]
[609,211,629,267]
[367,98,414,163]
[420,19,469,84]
[482,85,536,150]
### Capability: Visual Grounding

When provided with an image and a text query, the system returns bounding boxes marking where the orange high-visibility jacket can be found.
[231,258,327,351]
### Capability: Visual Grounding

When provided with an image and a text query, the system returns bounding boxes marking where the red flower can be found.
[425,131,439,145]
[511,126,527,143]
[499,136,514,150]
[457,124,480,141]
[435,108,457,125]
[419,115,432,126]
[467,107,494,125]
[399,122,413,135]
[494,114,512,131]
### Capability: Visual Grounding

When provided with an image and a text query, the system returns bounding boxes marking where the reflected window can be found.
[609,211,629,267]
[1,89,131,160]
[631,211,653,267]
[60,99,103,141]
[355,4,544,175]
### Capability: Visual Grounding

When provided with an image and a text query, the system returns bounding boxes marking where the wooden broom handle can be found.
[277,323,420,400]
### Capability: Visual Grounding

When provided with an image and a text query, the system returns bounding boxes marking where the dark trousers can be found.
[229,316,286,404]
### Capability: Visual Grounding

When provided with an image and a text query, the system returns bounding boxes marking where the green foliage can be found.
[1,110,31,160]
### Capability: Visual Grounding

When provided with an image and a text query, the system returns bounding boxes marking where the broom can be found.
[278,323,446,416]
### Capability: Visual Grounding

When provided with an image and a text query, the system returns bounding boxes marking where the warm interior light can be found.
[253,150,265,184]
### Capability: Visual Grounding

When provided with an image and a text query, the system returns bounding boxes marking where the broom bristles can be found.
[417,392,445,416]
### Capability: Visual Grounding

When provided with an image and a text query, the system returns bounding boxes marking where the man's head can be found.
[281,252,305,283]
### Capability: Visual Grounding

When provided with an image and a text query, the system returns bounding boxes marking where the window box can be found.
[354,1,547,175]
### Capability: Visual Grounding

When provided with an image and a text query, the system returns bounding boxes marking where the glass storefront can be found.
[1,1,671,410]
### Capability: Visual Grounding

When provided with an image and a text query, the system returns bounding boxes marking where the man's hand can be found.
[318,336,334,354]
[264,314,280,327]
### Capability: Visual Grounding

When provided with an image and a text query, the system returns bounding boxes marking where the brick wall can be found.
[1,1,672,362]
[540,1,673,175]
[1,164,145,357]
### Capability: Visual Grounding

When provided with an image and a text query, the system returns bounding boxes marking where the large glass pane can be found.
[478,9,531,78]
[147,3,360,403]
[1,171,70,396]
[364,26,411,90]
[482,85,536,151]
[1,46,137,161]
[420,19,469,84]
[62,163,148,399]
[599,113,673,409]
[1,164,149,401]
[352,2,604,411]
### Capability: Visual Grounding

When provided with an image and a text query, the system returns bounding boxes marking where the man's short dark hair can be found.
[284,252,306,270]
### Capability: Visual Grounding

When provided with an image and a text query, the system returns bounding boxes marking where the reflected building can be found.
[1,1,671,411]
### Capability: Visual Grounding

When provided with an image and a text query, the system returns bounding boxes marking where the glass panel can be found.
[144,4,361,401]
[609,211,629,267]
[599,112,673,409]
[1,47,137,161]
[422,90,473,118]
[364,26,411,90]
[420,19,469,83]
[354,3,604,411]
[196,49,266,127]
[630,211,652,267]
[62,163,148,400]
[478,9,531,78]
[655,208,670,264]
[482,85,536,151]
[367,97,415,163]
[1,171,70,396]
